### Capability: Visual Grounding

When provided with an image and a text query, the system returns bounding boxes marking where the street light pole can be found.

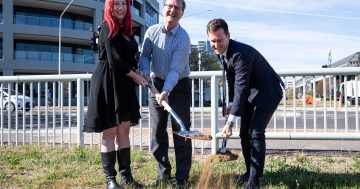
[58,0,74,75]
[198,52,201,107]
[58,0,74,107]
[328,49,332,107]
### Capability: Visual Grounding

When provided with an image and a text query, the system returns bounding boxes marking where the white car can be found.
[0,88,35,112]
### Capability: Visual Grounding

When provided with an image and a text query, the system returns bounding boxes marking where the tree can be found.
[189,48,224,90]
[189,48,221,71]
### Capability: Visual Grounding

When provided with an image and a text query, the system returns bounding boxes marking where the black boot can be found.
[117,148,143,188]
[101,151,121,189]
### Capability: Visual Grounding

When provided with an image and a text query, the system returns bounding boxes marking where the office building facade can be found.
[0,0,159,76]
[197,40,213,54]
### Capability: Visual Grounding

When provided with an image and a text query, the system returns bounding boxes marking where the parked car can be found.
[0,88,35,112]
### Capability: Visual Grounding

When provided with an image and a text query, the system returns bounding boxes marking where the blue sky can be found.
[158,0,360,70]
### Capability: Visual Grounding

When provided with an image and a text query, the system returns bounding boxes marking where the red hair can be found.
[104,0,132,38]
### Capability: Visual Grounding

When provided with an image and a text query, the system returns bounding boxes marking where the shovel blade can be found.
[173,130,213,140]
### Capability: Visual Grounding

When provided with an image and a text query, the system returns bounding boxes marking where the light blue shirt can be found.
[139,23,191,92]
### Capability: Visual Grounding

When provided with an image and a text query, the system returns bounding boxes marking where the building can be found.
[294,52,360,101]
[0,0,159,76]
[327,52,360,68]
[197,40,214,54]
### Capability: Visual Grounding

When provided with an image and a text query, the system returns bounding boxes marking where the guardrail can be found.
[0,67,359,154]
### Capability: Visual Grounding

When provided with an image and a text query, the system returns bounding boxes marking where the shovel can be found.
[205,117,238,163]
[217,137,230,154]
[145,82,212,141]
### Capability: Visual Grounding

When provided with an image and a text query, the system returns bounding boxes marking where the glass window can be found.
[25,44,38,51]
[131,7,140,17]
[14,40,94,64]
[74,21,85,31]
[132,1,141,17]
[13,6,93,31]
[62,18,73,29]
[40,52,52,62]
[83,49,93,55]
[14,15,26,24]
[39,16,51,27]
[145,3,158,26]
[27,15,40,25]
[62,46,72,54]
[28,51,40,61]
[63,53,73,63]
[75,54,84,64]
[75,48,83,55]
[51,18,59,28]
[15,51,27,60]
[84,55,93,64]
[15,43,26,51]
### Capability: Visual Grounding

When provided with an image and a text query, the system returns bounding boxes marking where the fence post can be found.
[77,78,84,146]
[210,75,218,154]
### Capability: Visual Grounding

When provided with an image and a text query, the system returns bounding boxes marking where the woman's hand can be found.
[136,70,151,82]
[127,70,147,86]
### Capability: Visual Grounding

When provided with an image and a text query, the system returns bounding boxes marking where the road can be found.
[1,107,360,152]
[1,108,359,131]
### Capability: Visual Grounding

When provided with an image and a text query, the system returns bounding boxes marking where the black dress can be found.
[83,22,140,133]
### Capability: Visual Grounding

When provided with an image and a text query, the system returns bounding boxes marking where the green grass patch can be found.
[0,145,360,188]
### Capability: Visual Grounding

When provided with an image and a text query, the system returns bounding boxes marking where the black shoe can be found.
[101,151,121,189]
[119,175,143,189]
[235,173,249,187]
[152,174,171,186]
[117,148,143,188]
[173,180,188,189]
[243,179,259,189]
[106,179,121,189]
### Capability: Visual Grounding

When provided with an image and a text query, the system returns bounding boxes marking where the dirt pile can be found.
[205,152,238,163]
[195,156,237,189]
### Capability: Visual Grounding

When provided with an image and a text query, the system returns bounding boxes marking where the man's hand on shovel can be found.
[155,91,169,107]
[221,122,233,137]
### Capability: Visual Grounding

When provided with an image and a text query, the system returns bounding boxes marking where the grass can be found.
[1,145,360,189]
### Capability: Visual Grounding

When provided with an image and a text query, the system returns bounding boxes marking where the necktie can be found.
[220,55,227,117]
[220,55,227,68]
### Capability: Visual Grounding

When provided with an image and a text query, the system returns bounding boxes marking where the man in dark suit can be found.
[206,18,284,189]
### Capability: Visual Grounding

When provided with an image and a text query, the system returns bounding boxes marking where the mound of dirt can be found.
[205,152,239,163]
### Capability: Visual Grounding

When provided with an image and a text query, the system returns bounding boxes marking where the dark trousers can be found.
[239,101,276,180]
[149,77,192,182]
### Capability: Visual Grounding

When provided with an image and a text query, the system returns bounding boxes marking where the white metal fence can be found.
[0,67,360,154]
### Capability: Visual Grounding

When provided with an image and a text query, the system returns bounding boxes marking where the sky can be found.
[157,0,360,70]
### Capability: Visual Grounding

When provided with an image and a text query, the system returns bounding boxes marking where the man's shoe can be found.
[243,179,259,189]
[152,174,171,186]
[235,173,249,187]
[173,180,188,189]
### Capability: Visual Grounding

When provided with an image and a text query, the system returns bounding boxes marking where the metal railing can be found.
[0,68,359,154]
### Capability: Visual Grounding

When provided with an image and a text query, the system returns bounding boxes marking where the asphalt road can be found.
[1,107,360,152]
[1,108,359,131]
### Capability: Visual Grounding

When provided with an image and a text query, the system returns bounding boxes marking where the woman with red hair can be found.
[83,0,145,188]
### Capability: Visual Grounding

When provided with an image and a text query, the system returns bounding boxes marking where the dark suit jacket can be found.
[223,39,284,116]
